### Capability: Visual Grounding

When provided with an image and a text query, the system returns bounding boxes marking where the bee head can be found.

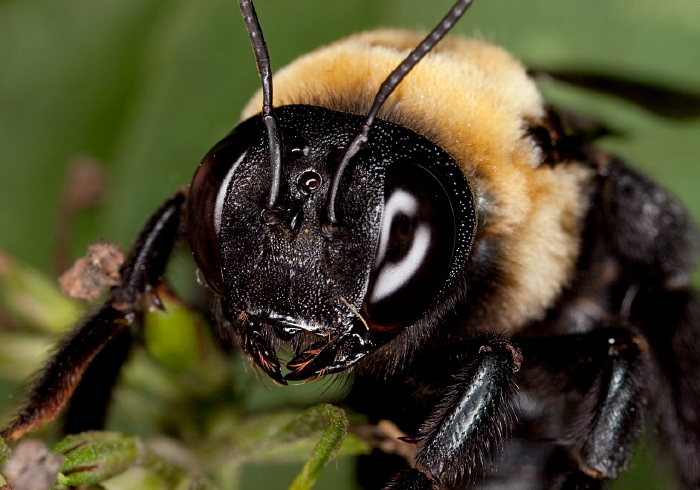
[187,0,477,383]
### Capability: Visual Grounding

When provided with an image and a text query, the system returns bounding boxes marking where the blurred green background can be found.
[0,0,699,489]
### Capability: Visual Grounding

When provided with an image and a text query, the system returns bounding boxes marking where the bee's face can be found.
[188,105,475,380]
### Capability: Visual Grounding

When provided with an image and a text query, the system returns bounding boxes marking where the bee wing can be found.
[531,68,700,120]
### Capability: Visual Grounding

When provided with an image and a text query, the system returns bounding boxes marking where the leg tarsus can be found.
[110,192,185,306]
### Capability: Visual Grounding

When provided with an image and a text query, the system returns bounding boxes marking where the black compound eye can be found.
[188,136,249,294]
[361,163,456,331]
[299,170,322,194]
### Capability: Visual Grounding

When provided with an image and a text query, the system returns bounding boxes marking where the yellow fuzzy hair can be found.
[241,30,593,333]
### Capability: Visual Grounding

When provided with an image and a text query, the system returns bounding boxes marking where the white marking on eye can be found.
[214,151,246,235]
[370,190,430,303]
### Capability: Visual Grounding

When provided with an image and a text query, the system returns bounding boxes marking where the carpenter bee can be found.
[1,0,700,489]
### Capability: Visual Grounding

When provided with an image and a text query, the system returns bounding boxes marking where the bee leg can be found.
[384,336,522,489]
[61,327,132,434]
[569,335,647,487]
[0,191,186,442]
[523,328,648,489]
[595,149,700,486]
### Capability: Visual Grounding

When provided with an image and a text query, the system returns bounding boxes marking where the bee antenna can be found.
[325,0,476,226]
[238,0,282,209]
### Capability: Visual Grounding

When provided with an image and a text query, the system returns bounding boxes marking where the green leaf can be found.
[140,447,217,490]
[52,431,218,490]
[0,252,83,333]
[287,405,348,490]
[53,431,142,486]
[0,435,9,467]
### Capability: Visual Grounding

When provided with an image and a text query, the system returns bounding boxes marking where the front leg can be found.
[1,191,185,441]
[386,336,522,489]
